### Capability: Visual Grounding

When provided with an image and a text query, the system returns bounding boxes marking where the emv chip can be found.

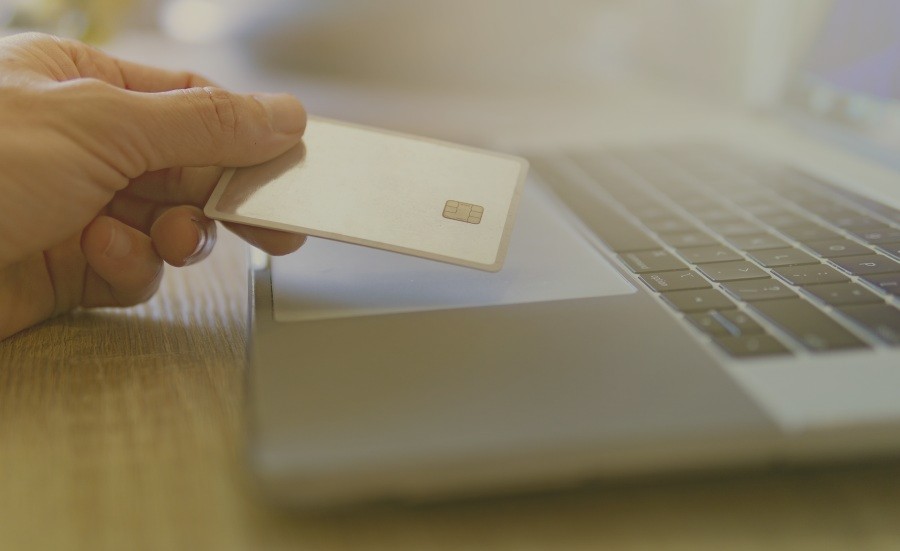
[443,200,484,224]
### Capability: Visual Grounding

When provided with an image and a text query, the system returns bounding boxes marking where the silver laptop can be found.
[244,0,900,507]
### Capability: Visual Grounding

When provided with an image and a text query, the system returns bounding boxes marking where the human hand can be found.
[0,32,308,340]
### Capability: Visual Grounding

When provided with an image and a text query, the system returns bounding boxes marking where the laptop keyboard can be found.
[529,146,900,359]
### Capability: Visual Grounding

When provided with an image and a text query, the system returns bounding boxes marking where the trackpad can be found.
[271,181,635,322]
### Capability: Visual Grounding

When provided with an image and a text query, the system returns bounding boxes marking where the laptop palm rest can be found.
[254,176,779,506]
[270,180,635,322]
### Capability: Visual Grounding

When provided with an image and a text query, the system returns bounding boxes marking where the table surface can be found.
[2,231,900,550]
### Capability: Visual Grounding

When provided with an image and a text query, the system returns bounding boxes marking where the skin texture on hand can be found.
[0,32,308,340]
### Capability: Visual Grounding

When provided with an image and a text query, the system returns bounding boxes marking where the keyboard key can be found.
[694,210,741,224]
[728,233,790,251]
[662,289,734,312]
[706,220,764,237]
[697,260,768,282]
[721,279,797,301]
[838,304,900,345]
[772,265,849,286]
[748,247,818,267]
[569,152,621,180]
[658,185,694,200]
[878,242,900,259]
[632,204,673,220]
[618,250,688,273]
[687,309,763,337]
[728,193,771,206]
[778,188,822,203]
[804,239,873,258]
[659,231,719,248]
[849,226,900,244]
[803,282,884,307]
[687,311,736,337]
[530,157,659,253]
[677,245,742,264]
[728,191,769,205]
[778,224,842,243]
[639,270,711,292]
[672,196,717,210]
[873,207,900,225]
[645,216,696,233]
[713,334,791,357]
[861,273,900,296]
[811,205,863,218]
[830,255,900,276]
[755,211,808,228]
[804,202,854,217]
[742,202,788,217]
[825,214,881,229]
[750,299,867,351]
[877,209,900,225]
[614,193,655,209]
[718,309,765,335]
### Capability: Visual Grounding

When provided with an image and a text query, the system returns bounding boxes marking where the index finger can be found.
[55,35,217,91]
[113,58,217,92]
[124,166,223,207]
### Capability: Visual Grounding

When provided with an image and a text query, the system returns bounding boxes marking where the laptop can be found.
[243,0,900,507]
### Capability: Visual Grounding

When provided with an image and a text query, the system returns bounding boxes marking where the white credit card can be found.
[204,117,528,271]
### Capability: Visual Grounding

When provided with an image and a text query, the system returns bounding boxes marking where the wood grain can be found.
[2,231,900,550]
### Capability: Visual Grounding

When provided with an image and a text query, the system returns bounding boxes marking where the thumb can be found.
[126,87,306,172]
[81,216,164,308]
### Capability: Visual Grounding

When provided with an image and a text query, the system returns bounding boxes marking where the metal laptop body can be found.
[244,0,900,506]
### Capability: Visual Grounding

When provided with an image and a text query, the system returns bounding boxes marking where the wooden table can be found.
[2,231,900,550]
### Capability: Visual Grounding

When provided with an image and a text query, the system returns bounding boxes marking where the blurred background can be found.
[0,0,829,99]
[4,0,861,148]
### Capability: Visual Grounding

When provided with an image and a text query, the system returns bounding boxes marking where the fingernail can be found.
[104,224,132,259]
[254,93,306,134]
[184,219,210,266]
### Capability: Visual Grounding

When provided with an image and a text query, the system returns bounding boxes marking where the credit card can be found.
[204,117,528,271]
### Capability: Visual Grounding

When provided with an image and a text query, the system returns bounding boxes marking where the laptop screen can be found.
[790,0,900,152]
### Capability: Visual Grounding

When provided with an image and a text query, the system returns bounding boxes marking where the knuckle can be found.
[67,77,117,96]
[196,86,239,143]
[44,78,124,113]
[181,71,210,88]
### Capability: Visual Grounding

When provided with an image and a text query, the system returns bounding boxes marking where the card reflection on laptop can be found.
[204,117,529,272]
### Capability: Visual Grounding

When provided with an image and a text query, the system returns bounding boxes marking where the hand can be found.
[0,32,308,340]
